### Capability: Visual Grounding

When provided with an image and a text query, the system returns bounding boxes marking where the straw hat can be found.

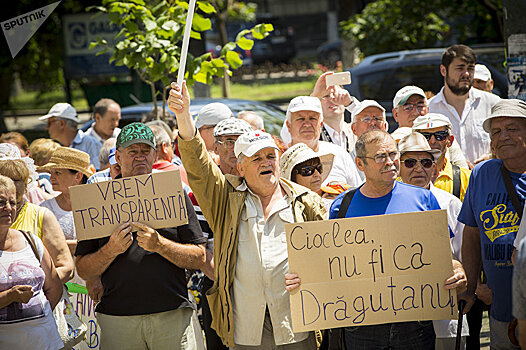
[279,143,334,183]
[39,147,94,177]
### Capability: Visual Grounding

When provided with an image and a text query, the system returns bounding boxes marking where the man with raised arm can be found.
[168,82,326,349]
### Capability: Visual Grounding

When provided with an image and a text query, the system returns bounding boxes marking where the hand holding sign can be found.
[133,221,163,253]
[285,273,301,292]
[104,222,133,257]
[168,82,191,115]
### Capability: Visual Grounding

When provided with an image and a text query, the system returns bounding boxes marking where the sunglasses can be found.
[403,158,434,169]
[296,163,323,177]
[419,131,449,141]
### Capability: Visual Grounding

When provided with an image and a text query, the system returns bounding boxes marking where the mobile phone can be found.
[325,72,351,86]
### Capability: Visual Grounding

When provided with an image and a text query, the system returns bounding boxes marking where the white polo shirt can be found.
[428,87,500,163]
[317,141,363,186]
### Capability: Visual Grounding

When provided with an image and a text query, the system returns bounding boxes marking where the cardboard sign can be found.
[286,210,457,332]
[70,170,188,241]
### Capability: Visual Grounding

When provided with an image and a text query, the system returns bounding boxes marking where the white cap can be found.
[279,143,334,183]
[286,96,322,121]
[412,113,452,130]
[474,64,492,82]
[351,100,385,121]
[195,103,234,129]
[39,103,78,122]
[393,85,427,107]
[234,130,279,158]
[398,132,442,161]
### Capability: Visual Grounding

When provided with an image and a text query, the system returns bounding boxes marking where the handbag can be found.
[53,288,88,349]
[19,230,87,349]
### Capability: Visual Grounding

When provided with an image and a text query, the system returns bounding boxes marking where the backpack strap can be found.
[19,230,40,262]
[452,164,461,199]
[337,188,358,219]
[500,164,524,219]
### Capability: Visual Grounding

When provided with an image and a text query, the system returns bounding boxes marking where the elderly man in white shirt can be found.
[428,44,500,167]
[285,96,362,187]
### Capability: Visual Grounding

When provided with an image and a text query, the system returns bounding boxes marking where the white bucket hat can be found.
[279,143,334,183]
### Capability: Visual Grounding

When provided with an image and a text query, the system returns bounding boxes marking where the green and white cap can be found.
[116,122,156,149]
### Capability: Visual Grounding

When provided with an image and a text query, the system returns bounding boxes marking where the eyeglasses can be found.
[361,151,399,164]
[403,158,434,169]
[419,131,449,142]
[400,103,426,112]
[359,116,386,124]
[215,139,237,148]
[296,164,323,177]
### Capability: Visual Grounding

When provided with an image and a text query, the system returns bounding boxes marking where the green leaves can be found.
[225,51,243,69]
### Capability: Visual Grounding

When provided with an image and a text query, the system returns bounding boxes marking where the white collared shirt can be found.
[428,87,500,163]
[317,141,363,186]
[85,125,121,144]
[232,180,310,346]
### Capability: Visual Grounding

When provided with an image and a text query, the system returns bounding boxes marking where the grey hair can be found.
[238,111,265,130]
[98,137,116,168]
[236,153,246,165]
[61,118,78,129]
[355,130,394,158]
[149,125,172,149]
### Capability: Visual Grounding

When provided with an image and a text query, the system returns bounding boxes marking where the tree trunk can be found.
[217,13,231,98]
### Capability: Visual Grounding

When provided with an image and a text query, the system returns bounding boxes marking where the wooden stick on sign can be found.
[177,0,197,86]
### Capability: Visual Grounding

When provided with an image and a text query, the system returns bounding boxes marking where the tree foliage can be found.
[341,0,503,57]
[90,0,272,115]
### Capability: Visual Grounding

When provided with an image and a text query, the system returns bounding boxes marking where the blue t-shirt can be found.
[458,159,526,322]
[329,181,441,219]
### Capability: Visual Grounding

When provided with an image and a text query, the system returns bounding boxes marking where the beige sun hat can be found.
[279,143,334,183]
[39,147,94,177]
[398,132,442,162]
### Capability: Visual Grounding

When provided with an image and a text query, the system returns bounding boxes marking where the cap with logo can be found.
[195,103,234,129]
[279,143,334,183]
[393,86,427,107]
[412,113,453,130]
[213,118,253,137]
[39,103,79,123]
[398,132,442,161]
[351,100,385,121]
[474,64,492,82]
[286,96,323,120]
[482,99,526,132]
[116,122,156,149]
[234,130,279,158]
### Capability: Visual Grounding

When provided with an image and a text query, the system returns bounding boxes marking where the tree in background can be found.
[91,0,272,116]
[209,0,257,97]
[341,0,502,57]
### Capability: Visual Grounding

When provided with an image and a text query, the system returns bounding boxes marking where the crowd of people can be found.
[0,43,525,350]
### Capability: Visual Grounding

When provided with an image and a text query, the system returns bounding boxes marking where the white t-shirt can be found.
[0,233,63,349]
[428,87,500,163]
[317,141,363,187]
[40,198,76,240]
